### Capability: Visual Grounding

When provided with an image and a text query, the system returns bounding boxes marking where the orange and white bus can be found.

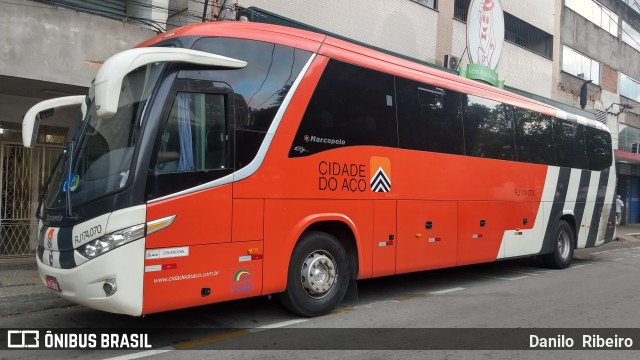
[24,22,616,317]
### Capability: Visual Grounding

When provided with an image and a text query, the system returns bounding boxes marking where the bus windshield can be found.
[45,63,164,212]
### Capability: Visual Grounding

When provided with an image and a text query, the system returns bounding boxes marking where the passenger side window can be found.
[289,60,398,157]
[191,37,312,168]
[463,95,515,161]
[553,119,588,169]
[396,77,464,155]
[585,125,612,171]
[156,92,227,173]
[513,109,555,165]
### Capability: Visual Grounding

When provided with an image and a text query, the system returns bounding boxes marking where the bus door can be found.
[143,79,250,313]
[146,79,235,247]
[396,201,458,274]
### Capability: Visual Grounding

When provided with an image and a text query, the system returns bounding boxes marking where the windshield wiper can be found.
[63,115,91,221]
[65,140,76,219]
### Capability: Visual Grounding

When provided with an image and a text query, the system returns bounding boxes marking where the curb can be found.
[0,255,36,265]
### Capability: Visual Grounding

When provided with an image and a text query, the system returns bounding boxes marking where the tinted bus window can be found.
[396,77,464,155]
[553,119,588,169]
[585,126,612,171]
[155,92,228,174]
[289,60,397,157]
[190,37,312,168]
[513,108,555,165]
[192,38,311,132]
[462,95,515,161]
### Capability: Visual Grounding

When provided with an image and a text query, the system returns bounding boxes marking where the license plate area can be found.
[45,275,61,292]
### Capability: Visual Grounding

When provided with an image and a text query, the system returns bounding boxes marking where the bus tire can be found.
[278,231,350,317]
[542,220,574,269]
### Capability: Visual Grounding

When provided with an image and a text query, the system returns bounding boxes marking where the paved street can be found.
[1,228,640,359]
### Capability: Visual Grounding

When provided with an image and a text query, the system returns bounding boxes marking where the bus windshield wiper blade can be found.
[65,140,74,218]
[64,114,92,221]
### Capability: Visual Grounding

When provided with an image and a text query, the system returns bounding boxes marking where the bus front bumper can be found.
[36,239,145,316]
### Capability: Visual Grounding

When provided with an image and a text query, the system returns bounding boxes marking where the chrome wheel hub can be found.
[558,229,571,260]
[301,251,337,299]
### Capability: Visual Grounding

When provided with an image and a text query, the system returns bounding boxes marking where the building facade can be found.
[0,0,157,256]
[236,0,559,99]
[557,0,640,224]
[234,0,640,223]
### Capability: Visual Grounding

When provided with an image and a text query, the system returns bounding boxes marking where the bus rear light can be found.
[247,248,260,255]
[77,224,145,259]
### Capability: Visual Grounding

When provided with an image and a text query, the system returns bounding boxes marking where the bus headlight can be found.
[77,224,145,259]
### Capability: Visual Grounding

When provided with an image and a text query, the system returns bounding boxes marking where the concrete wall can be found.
[496,0,556,98]
[0,93,79,130]
[452,21,554,98]
[239,0,439,63]
[167,0,206,28]
[560,0,640,130]
[562,0,640,82]
[0,95,43,124]
[0,0,156,88]
[434,0,454,67]
[552,0,564,99]
[238,0,556,98]
[503,0,556,34]
[127,0,169,30]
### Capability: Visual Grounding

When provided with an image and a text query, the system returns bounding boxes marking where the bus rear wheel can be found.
[542,220,574,269]
[278,231,350,317]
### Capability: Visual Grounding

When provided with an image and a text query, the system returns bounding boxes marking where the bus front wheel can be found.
[542,220,574,269]
[278,231,350,317]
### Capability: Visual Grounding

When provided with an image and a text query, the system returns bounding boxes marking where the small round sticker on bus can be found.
[69,174,80,192]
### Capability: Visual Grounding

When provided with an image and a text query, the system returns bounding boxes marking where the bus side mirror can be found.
[40,108,55,120]
[22,95,85,148]
[94,48,246,119]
